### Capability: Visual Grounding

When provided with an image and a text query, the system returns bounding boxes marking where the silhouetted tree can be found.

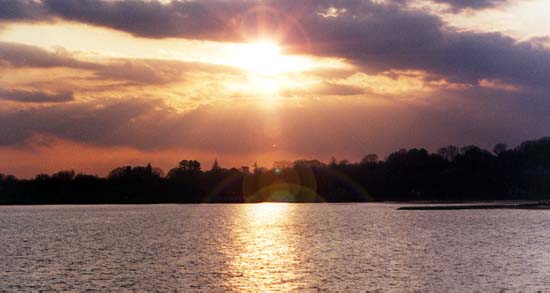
[437,145,460,161]
[493,143,508,156]
[294,159,325,168]
[273,160,293,170]
[2,137,550,204]
[329,156,338,168]
[361,154,379,164]
[211,159,220,171]
[52,170,75,181]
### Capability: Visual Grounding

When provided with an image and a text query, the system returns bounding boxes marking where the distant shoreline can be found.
[1,200,549,207]
[397,201,550,210]
[3,137,550,205]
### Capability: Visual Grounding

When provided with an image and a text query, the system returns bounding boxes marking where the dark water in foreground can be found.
[1,203,550,290]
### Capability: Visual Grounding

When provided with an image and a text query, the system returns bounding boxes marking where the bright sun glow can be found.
[227,40,313,76]
[226,41,294,103]
[0,23,350,107]
[241,41,282,75]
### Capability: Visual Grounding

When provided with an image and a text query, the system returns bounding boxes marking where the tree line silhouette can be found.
[1,137,550,204]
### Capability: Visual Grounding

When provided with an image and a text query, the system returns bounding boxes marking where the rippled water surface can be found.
[1,203,550,290]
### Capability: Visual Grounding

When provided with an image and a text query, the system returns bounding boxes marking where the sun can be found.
[221,39,324,104]
[225,40,288,102]
[236,41,285,76]
[227,40,312,76]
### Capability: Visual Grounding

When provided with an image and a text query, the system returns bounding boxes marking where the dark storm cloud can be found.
[0,89,74,103]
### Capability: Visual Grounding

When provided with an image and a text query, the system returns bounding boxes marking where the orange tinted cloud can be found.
[1,0,550,177]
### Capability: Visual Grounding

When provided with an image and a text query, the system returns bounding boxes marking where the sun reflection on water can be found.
[226,203,304,290]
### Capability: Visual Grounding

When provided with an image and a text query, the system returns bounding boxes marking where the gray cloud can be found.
[0,42,94,68]
[433,0,508,10]
[1,91,549,158]
[283,2,550,91]
[0,89,74,103]
[0,0,48,21]
[42,0,247,39]
[0,98,161,148]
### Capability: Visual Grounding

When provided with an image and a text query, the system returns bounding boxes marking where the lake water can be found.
[1,203,550,290]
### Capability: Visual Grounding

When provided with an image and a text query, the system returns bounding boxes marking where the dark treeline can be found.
[2,137,550,204]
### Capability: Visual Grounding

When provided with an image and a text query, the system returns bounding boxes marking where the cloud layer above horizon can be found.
[0,0,549,177]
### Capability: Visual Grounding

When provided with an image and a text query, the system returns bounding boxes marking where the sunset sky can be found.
[1,0,549,177]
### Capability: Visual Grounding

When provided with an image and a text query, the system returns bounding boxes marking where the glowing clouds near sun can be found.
[0,0,549,177]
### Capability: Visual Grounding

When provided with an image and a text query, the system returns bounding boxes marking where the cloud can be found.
[432,0,508,11]
[1,91,549,158]
[91,58,243,85]
[0,98,264,152]
[0,89,74,103]
[42,0,246,39]
[2,1,548,93]
[281,82,364,97]
[0,41,94,68]
[0,98,161,147]
[0,42,243,86]
[315,82,365,96]
[0,0,48,21]
[282,2,550,91]
[1,0,549,168]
